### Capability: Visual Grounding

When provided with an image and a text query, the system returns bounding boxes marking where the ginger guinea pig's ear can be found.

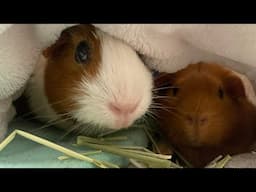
[43,28,72,58]
[223,73,246,99]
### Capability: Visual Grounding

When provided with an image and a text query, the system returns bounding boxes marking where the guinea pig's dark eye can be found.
[218,88,224,99]
[172,87,179,96]
[75,41,90,64]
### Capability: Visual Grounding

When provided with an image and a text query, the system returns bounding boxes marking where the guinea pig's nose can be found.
[108,102,138,116]
[186,114,208,127]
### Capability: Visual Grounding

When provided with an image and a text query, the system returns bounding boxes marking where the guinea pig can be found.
[153,62,256,167]
[25,24,153,136]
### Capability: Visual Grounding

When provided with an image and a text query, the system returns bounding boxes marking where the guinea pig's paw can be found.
[154,140,173,155]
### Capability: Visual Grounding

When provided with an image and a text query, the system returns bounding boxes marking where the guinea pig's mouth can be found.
[184,133,220,148]
[68,106,148,136]
[186,140,204,148]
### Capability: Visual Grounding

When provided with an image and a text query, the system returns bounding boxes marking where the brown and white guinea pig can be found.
[154,62,256,167]
[25,24,153,136]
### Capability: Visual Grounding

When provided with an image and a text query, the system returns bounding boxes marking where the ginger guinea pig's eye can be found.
[172,87,179,96]
[75,41,90,64]
[218,87,224,99]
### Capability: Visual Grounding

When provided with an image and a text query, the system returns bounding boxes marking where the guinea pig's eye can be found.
[75,41,90,64]
[218,88,224,99]
[172,87,179,96]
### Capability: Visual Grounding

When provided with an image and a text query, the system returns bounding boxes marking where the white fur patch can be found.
[26,55,77,131]
[26,56,64,126]
[71,29,153,130]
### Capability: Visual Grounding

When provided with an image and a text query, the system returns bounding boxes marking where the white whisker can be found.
[152,86,178,92]
[30,116,74,133]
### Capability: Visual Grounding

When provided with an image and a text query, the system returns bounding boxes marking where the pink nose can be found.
[108,102,138,116]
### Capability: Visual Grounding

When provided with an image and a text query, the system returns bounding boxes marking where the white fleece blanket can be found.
[1,24,256,167]
[94,24,256,81]
[0,24,76,139]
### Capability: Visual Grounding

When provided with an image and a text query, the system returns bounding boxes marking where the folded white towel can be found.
[94,24,256,78]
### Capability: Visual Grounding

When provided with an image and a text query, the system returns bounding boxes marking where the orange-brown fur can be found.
[43,24,101,117]
[154,62,256,167]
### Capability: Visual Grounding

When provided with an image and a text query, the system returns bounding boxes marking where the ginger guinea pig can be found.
[154,62,256,167]
[25,24,153,136]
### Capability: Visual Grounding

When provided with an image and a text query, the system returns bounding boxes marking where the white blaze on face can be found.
[72,30,153,130]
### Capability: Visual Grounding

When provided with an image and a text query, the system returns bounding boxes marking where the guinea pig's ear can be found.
[43,29,72,58]
[223,73,246,99]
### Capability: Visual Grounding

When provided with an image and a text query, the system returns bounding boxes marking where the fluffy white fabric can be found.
[0,24,76,139]
[94,24,256,80]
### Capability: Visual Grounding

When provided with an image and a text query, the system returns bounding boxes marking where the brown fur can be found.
[154,62,256,167]
[43,24,101,116]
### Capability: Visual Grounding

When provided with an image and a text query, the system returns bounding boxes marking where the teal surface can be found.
[0,119,148,168]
